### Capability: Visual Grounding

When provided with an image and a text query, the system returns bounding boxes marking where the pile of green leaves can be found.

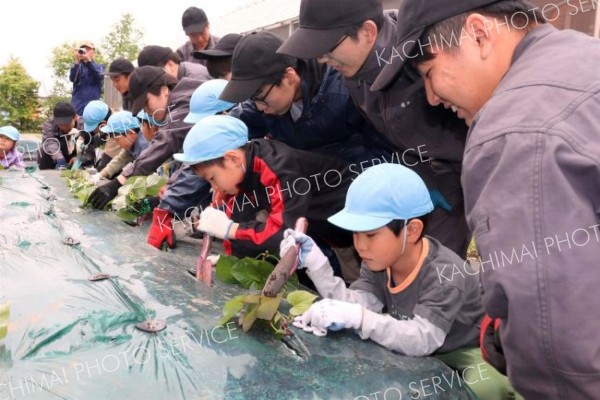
[62,169,95,203]
[0,302,10,340]
[216,254,318,338]
[111,174,166,222]
[61,170,166,223]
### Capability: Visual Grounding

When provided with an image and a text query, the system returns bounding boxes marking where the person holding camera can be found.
[69,40,105,116]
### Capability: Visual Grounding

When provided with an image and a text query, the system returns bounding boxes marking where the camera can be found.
[77,48,87,55]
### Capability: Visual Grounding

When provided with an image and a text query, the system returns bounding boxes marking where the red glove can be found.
[147,208,176,250]
[480,314,507,375]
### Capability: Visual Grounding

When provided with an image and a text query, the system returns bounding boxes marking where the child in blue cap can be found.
[174,115,355,263]
[92,111,149,183]
[280,163,519,400]
[146,79,236,250]
[0,126,24,169]
[81,100,120,170]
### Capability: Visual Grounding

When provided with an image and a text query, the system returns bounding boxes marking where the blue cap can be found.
[136,109,161,126]
[82,100,109,132]
[136,109,150,121]
[173,115,248,164]
[328,164,434,232]
[0,126,20,142]
[100,111,140,135]
[184,79,236,124]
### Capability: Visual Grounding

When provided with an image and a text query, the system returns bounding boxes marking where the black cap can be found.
[53,102,77,124]
[277,0,383,59]
[220,32,296,103]
[194,33,242,59]
[182,7,208,35]
[128,66,167,114]
[138,45,175,67]
[108,58,135,77]
[371,0,502,91]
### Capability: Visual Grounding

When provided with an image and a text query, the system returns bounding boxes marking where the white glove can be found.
[279,229,328,272]
[292,298,363,336]
[198,208,234,239]
[89,174,104,186]
[206,254,220,265]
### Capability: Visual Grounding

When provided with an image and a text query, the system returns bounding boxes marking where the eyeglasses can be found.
[251,83,275,107]
[320,34,349,61]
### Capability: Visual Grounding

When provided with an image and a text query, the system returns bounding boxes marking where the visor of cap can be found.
[277,26,347,59]
[53,116,75,125]
[328,209,394,232]
[193,49,231,59]
[184,22,207,35]
[219,77,266,103]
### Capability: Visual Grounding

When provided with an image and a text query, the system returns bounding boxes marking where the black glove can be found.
[88,179,122,210]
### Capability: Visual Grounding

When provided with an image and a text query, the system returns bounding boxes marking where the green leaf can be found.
[0,302,10,340]
[215,255,240,284]
[231,258,274,290]
[116,208,138,222]
[242,303,258,332]
[256,294,282,321]
[244,294,261,304]
[287,290,318,316]
[145,174,166,196]
[129,177,146,200]
[74,187,95,204]
[218,295,246,326]
[118,183,132,198]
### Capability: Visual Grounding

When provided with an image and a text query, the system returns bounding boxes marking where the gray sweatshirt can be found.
[463,24,600,399]
[308,237,482,356]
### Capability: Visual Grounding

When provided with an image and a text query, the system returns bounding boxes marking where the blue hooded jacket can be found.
[69,61,105,115]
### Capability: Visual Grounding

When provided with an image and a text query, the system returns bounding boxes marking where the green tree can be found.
[101,13,144,63]
[0,58,41,131]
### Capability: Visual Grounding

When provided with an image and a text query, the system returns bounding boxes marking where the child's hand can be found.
[198,208,234,239]
[280,230,328,272]
[293,299,363,336]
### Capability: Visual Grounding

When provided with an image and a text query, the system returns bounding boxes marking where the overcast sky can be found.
[0,0,251,96]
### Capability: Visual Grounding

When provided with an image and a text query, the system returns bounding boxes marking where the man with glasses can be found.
[218,31,394,282]
[277,0,470,257]
[221,31,393,168]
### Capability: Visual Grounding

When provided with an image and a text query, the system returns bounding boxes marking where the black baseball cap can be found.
[182,7,208,35]
[277,0,383,59]
[53,102,77,125]
[371,0,502,91]
[128,66,167,114]
[138,46,175,67]
[108,58,135,77]
[220,32,297,103]
[194,33,242,59]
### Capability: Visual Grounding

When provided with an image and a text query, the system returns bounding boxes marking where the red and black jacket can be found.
[220,139,354,258]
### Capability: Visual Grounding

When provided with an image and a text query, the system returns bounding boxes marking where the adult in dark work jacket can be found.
[88,67,202,209]
[176,6,220,66]
[222,32,394,170]
[138,45,211,83]
[278,0,469,256]
[232,58,394,167]
[107,58,135,111]
[38,102,82,170]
